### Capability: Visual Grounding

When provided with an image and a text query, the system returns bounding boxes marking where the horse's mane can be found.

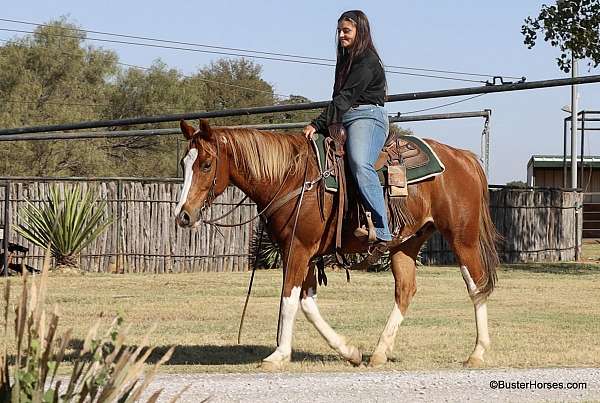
[215,128,308,182]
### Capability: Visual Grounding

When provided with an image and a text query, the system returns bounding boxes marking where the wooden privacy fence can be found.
[2,178,256,273]
[424,187,583,264]
[0,179,583,273]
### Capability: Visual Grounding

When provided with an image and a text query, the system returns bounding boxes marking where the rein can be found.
[190,134,328,344]
[276,151,311,346]
[202,168,293,228]
[200,138,333,227]
[196,135,274,227]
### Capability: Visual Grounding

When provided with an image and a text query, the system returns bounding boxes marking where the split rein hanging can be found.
[191,135,328,344]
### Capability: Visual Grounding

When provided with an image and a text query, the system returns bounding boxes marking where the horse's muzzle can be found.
[176,208,201,228]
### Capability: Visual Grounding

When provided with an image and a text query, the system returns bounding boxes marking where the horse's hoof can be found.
[346,346,362,366]
[368,352,387,368]
[463,356,485,368]
[260,360,287,371]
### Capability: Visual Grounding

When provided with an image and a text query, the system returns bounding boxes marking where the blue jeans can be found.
[342,105,392,241]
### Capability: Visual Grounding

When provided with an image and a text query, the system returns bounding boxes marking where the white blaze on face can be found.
[175,147,198,216]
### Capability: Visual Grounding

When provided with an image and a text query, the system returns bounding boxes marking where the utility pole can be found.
[570,55,578,188]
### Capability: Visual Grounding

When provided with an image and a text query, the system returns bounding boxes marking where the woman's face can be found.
[338,19,357,49]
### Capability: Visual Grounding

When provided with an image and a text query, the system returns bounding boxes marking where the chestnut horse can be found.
[175,119,498,370]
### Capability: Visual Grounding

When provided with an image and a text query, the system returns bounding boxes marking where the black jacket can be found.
[311,49,386,132]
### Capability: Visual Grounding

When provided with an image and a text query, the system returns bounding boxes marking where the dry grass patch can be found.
[2,264,599,373]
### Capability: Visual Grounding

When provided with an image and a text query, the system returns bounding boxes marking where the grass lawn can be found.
[2,262,599,373]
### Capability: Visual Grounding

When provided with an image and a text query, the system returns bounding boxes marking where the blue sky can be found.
[3,1,600,184]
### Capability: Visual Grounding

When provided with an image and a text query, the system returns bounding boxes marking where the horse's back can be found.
[413,139,488,237]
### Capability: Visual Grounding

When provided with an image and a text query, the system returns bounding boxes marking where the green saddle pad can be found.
[310,133,445,192]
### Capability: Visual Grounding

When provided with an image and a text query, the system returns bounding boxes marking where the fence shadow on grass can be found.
[64,339,336,366]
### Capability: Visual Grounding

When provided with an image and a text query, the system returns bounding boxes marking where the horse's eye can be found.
[201,161,212,172]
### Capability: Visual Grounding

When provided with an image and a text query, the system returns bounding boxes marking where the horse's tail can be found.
[474,161,500,299]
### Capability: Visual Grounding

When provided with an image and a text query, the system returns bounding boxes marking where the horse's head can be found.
[175,119,230,227]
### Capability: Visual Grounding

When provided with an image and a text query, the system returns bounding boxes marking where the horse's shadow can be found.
[64,339,335,366]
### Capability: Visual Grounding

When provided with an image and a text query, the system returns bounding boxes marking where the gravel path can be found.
[144,367,600,402]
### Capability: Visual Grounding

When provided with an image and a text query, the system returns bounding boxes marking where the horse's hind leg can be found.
[369,229,431,367]
[299,264,362,365]
[451,241,491,368]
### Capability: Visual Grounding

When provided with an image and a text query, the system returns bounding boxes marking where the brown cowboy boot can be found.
[350,239,389,271]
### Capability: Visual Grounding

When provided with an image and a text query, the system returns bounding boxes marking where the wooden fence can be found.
[2,178,256,273]
[0,179,583,273]
[424,187,583,264]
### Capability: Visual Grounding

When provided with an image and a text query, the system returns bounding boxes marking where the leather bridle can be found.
[189,134,332,228]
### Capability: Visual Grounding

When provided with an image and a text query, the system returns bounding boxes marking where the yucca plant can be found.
[0,250,187,402]
[14,185,113,270]
[248,223,394,271]
[248,223,282,270]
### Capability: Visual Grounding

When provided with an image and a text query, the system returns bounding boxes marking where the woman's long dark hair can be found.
[334,10,383,92]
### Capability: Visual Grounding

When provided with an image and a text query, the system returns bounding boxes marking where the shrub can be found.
[0,251,185,402]
[14,185,113,270]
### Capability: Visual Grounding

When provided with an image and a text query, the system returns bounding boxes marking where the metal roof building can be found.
[527,155,600,238]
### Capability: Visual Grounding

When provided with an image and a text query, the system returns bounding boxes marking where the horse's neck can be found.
[226,136,311,208]
[229,171,274,207]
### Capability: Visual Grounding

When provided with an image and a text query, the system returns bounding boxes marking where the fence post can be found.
[575,192,582,261]
[116,179,123,273]
[2,181,9,277]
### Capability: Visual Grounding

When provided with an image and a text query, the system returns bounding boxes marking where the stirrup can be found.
[353,211,377,243]
[349,240,389,271]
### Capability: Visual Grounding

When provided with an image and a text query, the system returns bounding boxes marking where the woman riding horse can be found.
[303,10,391,266]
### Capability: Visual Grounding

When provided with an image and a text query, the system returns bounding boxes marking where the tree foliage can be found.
[0,18,118,176]
[506,180,528,188]
[522,0,600,72]
[0,19,286,178]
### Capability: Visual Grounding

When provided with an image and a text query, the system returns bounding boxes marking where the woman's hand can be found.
[303,124,317,140]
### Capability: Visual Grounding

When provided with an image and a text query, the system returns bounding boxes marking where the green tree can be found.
[389,123,413,136]
[189,58,275,126]
[271,95,321,125]
[101,58,276,177]
[0,18,118,176]
[0,19,279,178]
[506,180,528,188]
[522,0,600,72]
[102,61,191,177]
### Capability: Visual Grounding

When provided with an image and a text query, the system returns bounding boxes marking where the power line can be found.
[0,27,487,84]
[0,38,289,101]
[0,17,524,80]
[1,31,486,114]
[393,94,486,115]
[0,98,190,113]
[116,61,288,98]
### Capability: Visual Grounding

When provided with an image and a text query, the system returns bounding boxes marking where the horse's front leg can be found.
[260,254,306,371]
[299,264,362,366]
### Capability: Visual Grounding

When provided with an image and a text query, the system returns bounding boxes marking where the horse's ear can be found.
[198,119,212,138]
[180,120,196,140]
